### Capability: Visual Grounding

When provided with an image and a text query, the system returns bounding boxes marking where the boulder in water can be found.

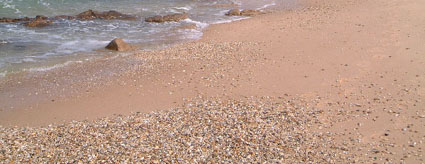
[24,15,52,27]
[76,10,98,20]
[225,9,262,16]
[240,9,262,16]
[105,38,135,52]
[54,15,76,20]
[100,10,136,20]
[76,10,136,20]
[145,13,189,23]
[0,17,31,23]
[225,9,241,16]
[145,16,164,23]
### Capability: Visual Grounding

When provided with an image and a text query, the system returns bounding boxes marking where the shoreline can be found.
[0,1,290,127]
[1,0,425,162]
[0,0,286,79]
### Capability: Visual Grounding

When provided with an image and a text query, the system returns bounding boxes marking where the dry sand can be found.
[0,0,424,162]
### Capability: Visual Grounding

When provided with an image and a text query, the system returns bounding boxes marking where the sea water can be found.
[0,0,287,77]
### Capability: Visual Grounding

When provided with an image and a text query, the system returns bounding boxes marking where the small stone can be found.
[371,149,380,153]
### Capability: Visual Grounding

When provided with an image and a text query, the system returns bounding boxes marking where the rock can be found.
[163,13,189,22]
[105,38,134,51]
[100,10,136,20]
[240,9,262,16]
[145,16,164,23]
[76,10,98,20]
[24,15,52,27]
[0,17,31,23]
[371,148,380,154]
[225,9,262,17]
[145,13,188,23]
[76,10,136,20]
[225,9,241,16]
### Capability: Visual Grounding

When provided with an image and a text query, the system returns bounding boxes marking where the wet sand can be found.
[1,0,425,162]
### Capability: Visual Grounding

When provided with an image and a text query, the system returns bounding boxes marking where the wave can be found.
[183,18,209,29]
[24,60,83,72]
[257,1,276,10]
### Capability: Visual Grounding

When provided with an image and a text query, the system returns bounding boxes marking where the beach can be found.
[1,0,425,162]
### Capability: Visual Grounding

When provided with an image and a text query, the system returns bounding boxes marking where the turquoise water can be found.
[0,0,281,76]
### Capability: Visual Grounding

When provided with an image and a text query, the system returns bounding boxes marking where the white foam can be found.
[0,71,6,78]
[230,0,242,6]
[256,1,276,10]
[173,6,192,11]
[24,60,83,72]
[52,40,110,55]
[216,10,230,16]
[212,17,250,25]
[37,0,50,7]
[180,29,203,40]
[22,57,37,63]
[183,19,209,29]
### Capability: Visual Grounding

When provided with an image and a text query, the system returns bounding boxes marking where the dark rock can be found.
[371,149,380,154]
[0,18,13,23]
[100,10,136,20]
[76,10,136,20]
[163,13,189,22]
[76,10,98,20]
[225,9,262,17]
[105,38,134,51]
[0,17,31,23]
[24,15,52,27]
[35,15,48,20]
[145,16,164,23]
[145,13,188,23]
[240,9,262,16]
[225,9,241,16]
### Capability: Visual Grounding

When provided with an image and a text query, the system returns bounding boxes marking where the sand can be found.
[0,0,424,162]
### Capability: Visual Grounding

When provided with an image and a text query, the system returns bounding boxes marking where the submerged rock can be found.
[76,10,136,20]
[240,9,262,16]
[76,10,98,20]
[226,9,262,16]
[225,9,241,16]
[24,15,53,27]
[105,38,135,52]
[1,10,136,28]
[0,17,31,23]
[145,13,189,23]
